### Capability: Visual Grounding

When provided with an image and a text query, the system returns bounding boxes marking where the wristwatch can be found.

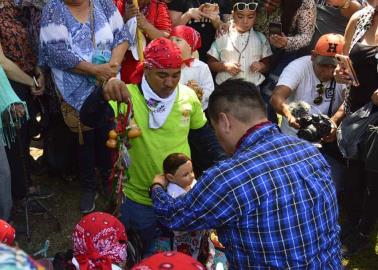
[149,183,165,198]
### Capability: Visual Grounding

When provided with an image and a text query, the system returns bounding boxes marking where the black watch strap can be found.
[149,183,165,198]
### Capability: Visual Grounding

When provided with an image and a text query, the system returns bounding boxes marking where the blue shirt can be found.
[152,123,341,269]
[39,0,132,110]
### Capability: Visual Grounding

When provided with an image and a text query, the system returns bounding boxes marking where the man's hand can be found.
[333,64,352,85]
[371,89,378,105]
[152,174,168,188]
[224,62,242,76]
[250,61,264,73]
[269,33,288,48]
[95,63,119,82]
[102,79,130,102]
[322,128,337,143]
[287,115,301,129]
[124,2,138,22]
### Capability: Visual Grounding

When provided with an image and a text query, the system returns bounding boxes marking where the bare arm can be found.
[270,85,300,129]
[109,41,129,66]
[0,43,33,87]
[169,9,201,26]
[343,10,359,54]
[71,41,128,80]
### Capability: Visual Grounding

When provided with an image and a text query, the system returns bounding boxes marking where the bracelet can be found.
[149,183,165,198]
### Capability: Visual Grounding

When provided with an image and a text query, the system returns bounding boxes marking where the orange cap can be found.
[314,34,345,57]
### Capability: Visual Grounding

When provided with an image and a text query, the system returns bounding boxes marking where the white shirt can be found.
[207,24,272,86]
[180,59,214,110]
[277,56,346,137]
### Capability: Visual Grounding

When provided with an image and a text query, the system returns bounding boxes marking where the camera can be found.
[297,114,333,142]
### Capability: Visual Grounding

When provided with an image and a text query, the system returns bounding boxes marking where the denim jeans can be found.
[0,144,12,220]
[78,124,112,192]
[120,197,158,254]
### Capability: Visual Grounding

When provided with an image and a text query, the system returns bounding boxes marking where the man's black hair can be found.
[207,79,267,123]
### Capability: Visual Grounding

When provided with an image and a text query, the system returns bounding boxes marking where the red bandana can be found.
[0,219,15,245]
[129,38,183,84]
[170,25,202,52]
[72,212,127,270]
[131,251,205,270]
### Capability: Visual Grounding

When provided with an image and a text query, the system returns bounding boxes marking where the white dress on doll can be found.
[167,180,203,259]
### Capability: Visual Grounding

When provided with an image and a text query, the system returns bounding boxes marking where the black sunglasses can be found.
[313,83,325,105]
[233,2,259,12]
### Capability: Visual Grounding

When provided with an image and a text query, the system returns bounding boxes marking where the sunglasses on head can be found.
[313,83,325,105]
[233,2,259,12]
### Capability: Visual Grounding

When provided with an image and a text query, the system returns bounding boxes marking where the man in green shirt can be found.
[84,37,222,253]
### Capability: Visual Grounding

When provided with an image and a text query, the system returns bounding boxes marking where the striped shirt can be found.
[153,123,341,269]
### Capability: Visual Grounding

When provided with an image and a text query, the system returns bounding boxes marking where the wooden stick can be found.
[132,0,144,61]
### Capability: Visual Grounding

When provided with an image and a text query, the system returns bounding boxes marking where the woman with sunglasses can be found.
[207,0,272,87]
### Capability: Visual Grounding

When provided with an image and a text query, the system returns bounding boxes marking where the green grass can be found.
[15,169,378,269]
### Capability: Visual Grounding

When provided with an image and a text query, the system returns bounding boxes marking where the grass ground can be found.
[16,146,378,269]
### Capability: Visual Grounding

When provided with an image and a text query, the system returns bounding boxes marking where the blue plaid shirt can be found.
[152,123,341,269]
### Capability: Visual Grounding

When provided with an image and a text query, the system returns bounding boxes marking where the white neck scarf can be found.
[141,75,177,129]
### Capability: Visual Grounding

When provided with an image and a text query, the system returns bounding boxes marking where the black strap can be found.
[327,79,336,117]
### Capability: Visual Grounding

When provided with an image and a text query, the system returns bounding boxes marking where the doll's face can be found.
[168,161,195,190]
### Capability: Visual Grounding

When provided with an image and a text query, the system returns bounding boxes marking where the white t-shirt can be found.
[180,59,214,110]
[277,56,346,137]
[207,25,272,86]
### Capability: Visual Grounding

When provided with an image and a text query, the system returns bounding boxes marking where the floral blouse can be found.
[0,0,37,75]
[255,0,316,52]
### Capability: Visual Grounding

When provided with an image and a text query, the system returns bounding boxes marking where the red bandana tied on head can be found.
[171,25,202,53]
[131,251,205,270]
[0,219,15,246]
[72,212,127,270]
[129,37,183,84]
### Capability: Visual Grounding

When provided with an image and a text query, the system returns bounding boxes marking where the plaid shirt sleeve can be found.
[152,165,245,231]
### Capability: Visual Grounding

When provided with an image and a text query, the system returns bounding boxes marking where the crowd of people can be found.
[0,0,377,269]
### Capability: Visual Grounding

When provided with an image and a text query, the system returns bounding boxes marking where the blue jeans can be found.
[120,197,158,253]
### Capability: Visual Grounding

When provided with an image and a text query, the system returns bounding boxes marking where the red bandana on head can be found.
[131,251,205,270]
[0,219,15,246]
[171,25,202,53]
[72,212,127,270]
[129,37,183,84]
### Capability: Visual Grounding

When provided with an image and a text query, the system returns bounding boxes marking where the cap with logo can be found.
[313,34,345,66]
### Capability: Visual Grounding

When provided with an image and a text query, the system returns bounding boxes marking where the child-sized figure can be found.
[163,153,204,259]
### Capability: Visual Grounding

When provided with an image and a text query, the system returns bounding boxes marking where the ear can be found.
[165,173,175,182]
[218,112,232,134]
[310,51,316,61]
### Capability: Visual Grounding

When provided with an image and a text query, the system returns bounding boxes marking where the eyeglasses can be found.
[313,83,325,105]
[233,2,259,12]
